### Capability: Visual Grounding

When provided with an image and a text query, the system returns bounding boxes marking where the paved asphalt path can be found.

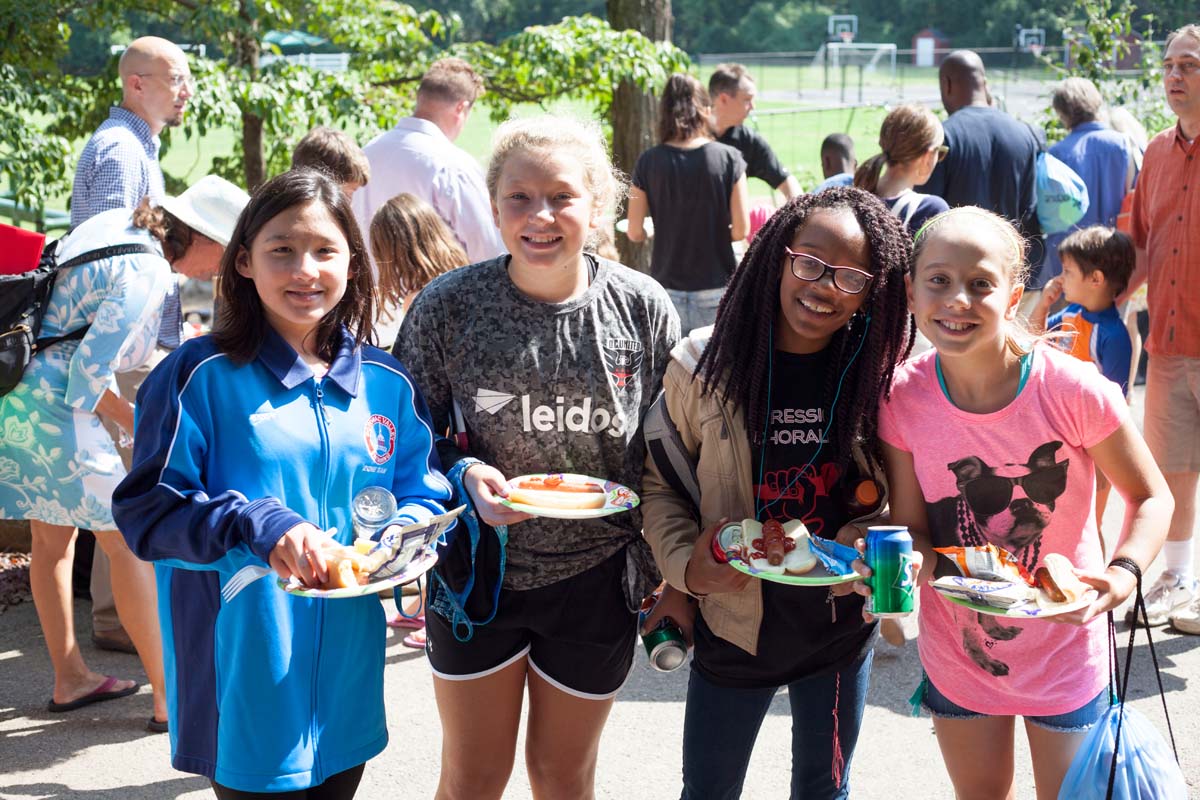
[2,391,1198,799]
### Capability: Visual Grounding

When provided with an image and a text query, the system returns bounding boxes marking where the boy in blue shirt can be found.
[1032,225,1135,395]
[1032,225,1135,523]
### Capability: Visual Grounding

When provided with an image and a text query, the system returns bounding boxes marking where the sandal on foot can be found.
[387,613,425,630]
[147,716,169,733]
[47,676,139,712]
[402,628,427,649]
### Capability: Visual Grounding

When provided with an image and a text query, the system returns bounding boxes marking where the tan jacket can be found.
[640,332,888,655]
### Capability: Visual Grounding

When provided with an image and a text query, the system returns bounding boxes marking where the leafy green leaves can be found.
[3,2,687,201]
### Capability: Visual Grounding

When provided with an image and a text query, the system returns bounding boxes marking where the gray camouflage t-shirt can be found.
[397,255,681,590]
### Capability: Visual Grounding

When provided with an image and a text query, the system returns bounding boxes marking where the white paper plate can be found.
[279,550,438,599]
[499,473,639,520]
[935,585,1097,618]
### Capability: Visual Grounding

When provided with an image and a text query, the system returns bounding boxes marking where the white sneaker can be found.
[1169,596,1200,635]
[1127,572,1199,627]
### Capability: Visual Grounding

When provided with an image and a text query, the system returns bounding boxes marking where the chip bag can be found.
[934,543,1035,586]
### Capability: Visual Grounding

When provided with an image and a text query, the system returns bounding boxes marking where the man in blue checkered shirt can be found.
[71,36,192,229]
[69,35,196,657]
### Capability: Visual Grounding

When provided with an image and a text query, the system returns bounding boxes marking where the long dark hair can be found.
[695,187,914,473]
[213,169,375,363]
[657,73,711,143]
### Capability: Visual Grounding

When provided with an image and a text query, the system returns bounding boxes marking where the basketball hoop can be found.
[839,30,854,44]
[1029,43,1043,58]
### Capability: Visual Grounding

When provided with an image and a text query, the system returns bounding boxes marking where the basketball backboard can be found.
[828,14,858,42]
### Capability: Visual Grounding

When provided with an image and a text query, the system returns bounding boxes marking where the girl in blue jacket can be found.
[113,169,452,799]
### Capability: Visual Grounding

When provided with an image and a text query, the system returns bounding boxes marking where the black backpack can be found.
[0,240,158,396]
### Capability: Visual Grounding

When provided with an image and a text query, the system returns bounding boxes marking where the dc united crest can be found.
[365,414,396,465]
[602,338,644,390]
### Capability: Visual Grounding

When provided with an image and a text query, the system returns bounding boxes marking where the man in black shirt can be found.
[709,63,801,199]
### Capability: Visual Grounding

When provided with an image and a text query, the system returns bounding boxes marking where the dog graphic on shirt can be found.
[926,441,1070,677]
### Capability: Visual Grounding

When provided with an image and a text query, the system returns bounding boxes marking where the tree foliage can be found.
[0,0,687,207]
[1051,0,1170,139]
[424,0,1197,56]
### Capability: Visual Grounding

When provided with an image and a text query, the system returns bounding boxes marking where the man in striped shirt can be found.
[69,36,194,656]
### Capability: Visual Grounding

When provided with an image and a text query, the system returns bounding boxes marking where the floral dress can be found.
[0,208,172,529]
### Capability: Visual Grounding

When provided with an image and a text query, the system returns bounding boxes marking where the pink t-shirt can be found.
[878,346,1128,715]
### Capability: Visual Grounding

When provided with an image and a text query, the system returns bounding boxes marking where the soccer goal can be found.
[812,42,898,77]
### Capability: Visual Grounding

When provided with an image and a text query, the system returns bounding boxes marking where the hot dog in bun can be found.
[1035,553,1090,608]
[741,519,817,575]
[507,475,607,510]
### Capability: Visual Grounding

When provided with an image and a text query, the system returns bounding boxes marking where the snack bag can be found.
[935,543,1035,586]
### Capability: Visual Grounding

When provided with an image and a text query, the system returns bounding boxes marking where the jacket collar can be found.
[257,325,362,396]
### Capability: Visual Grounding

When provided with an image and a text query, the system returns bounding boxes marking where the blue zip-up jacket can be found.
[112,326,451,792]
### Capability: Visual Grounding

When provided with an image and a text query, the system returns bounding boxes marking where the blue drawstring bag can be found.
[1058,570,1187,800]
[1035,151,1089,234]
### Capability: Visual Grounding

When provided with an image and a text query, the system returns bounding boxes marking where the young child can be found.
[396,116,679,799]
[1032,226,1136,526]
[640,187,916,798]
[1032,226,1135,396]
[814,133,857,192]
[113,169,451,799]
[877,207,1172,799]
[369,192,468,353]
[292,126,371,197]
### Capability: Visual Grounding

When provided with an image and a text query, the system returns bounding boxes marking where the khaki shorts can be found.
[1144,355,1200,474]
[100,347,172,470]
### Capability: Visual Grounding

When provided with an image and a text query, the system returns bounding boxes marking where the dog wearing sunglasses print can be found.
[926,441,1070,676]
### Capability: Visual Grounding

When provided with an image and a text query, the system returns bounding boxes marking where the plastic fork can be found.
[220,527,338,604]
[220,565,274,604]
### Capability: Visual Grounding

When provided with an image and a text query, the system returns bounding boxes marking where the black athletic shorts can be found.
[425,549,638,699]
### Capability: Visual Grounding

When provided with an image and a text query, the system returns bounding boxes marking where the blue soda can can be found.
[865,526,916,617]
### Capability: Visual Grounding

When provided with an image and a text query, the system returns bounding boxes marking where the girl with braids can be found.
[641,186,916,799]
[853,103,949,236]
[877,207,1171,799]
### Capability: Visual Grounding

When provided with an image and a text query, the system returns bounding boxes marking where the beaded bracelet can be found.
[1107,557,1142,580]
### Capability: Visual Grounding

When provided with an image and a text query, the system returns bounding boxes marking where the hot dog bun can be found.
[507,476,607,510]
[1035,553,1089,607]
[316,546,371,590]
[742,519,817,575]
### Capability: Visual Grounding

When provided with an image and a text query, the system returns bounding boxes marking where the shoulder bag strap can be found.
[34,243,160,350]
[56,243,158,270]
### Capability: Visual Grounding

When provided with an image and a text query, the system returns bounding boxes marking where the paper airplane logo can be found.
[474,388,517,415]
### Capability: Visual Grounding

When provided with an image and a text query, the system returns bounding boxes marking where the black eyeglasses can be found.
[959,461,1069,517]
[784,248,874,295]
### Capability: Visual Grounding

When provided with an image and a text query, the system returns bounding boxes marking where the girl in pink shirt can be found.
[876,207,1172,799]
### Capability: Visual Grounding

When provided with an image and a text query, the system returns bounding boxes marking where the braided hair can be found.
[695,187,914,474]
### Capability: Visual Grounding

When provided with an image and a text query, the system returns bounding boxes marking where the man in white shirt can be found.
[353,58,504,265]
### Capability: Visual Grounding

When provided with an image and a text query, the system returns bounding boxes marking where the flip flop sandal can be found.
[402,629,427,649]
[387,613,425,630]
[147,717,169,733]
[47,676,139,712]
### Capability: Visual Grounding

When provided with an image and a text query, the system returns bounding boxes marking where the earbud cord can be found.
[756,314,872,520]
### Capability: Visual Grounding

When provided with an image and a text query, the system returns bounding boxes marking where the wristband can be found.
[1107,557,1142,580]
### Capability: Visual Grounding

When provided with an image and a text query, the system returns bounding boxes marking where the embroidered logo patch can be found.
[365,414,396,465]
[601,338,644,390]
